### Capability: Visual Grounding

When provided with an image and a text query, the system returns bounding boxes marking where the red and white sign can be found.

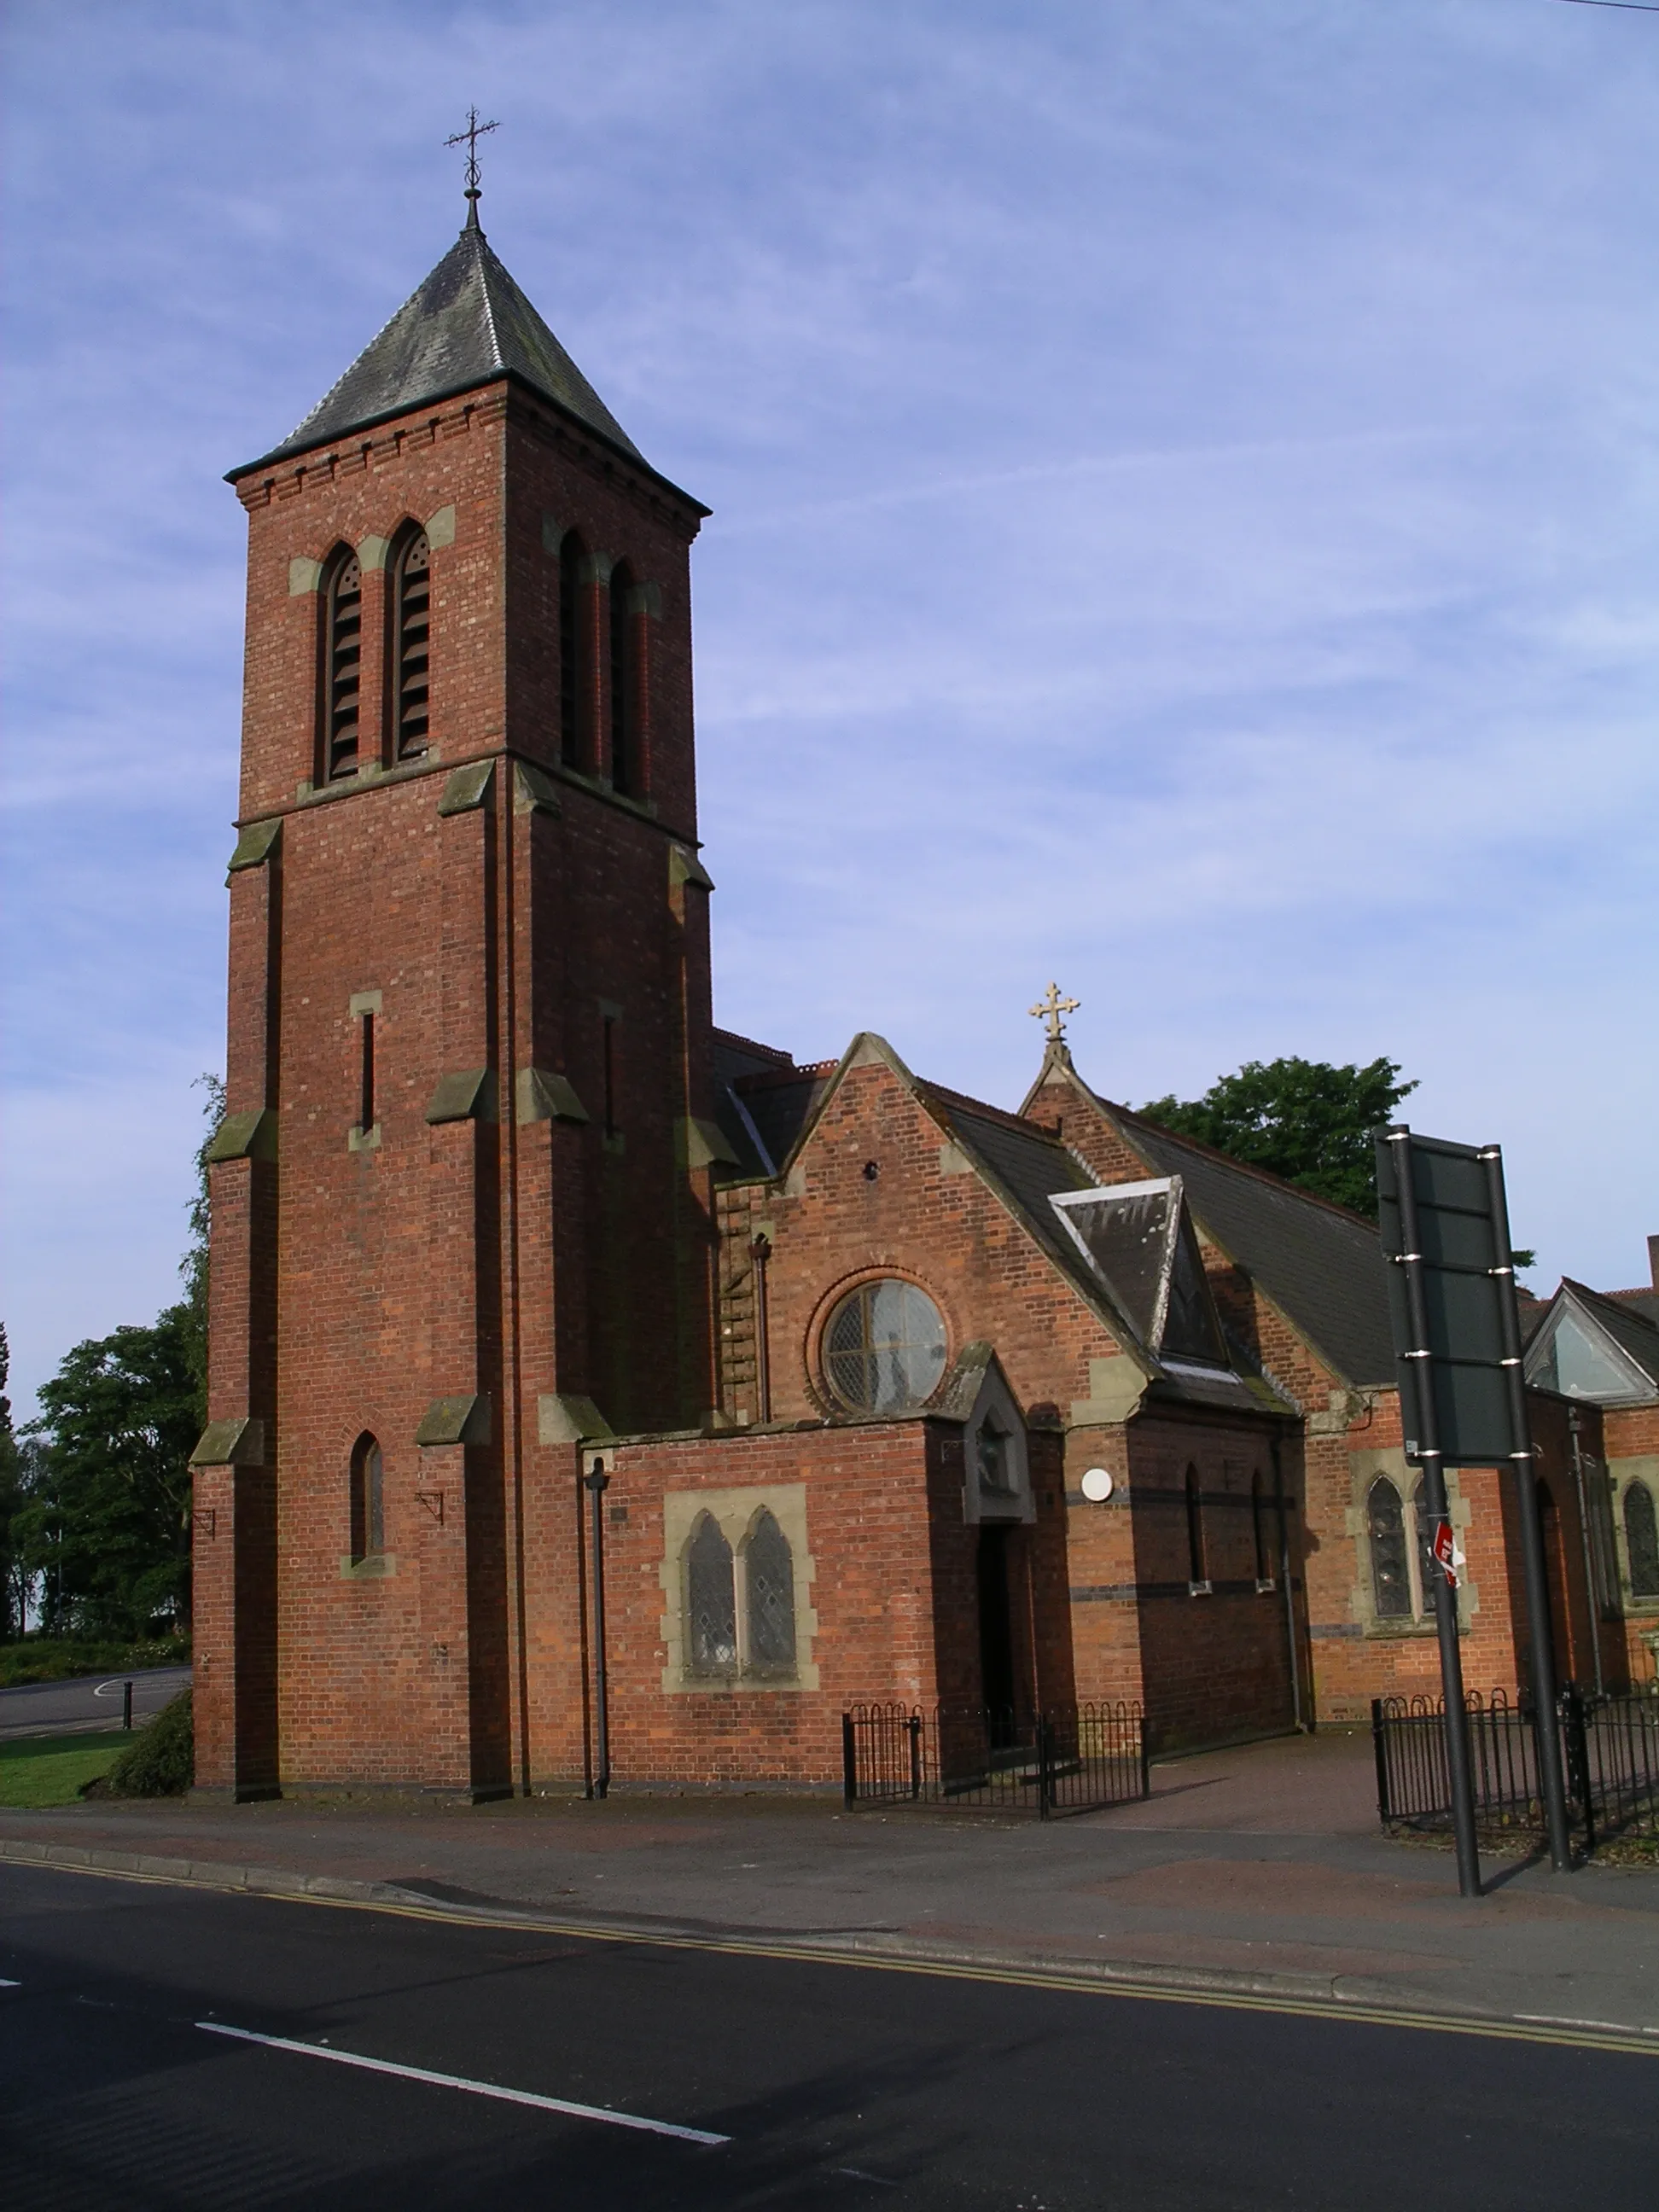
[1431,1518,1458,1586]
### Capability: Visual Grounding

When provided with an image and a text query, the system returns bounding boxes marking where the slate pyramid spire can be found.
[239,224,643,474]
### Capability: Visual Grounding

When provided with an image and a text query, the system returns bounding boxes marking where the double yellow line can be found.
[20,1857,1659,2059]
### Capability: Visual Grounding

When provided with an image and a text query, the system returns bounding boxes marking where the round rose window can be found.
[823,1280,948,1414]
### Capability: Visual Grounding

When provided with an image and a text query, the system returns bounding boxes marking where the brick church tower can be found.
[190,191,726,1797]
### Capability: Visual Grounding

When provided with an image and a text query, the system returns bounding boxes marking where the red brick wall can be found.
[198,376,721,1794]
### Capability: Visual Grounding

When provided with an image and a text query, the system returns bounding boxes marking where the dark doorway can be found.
[977,1524,1016,1728]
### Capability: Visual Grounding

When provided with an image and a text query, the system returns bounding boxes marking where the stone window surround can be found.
[660,1482,820,1693]
[1611,1457,1659,1615]
[1347,1446,1476,1638]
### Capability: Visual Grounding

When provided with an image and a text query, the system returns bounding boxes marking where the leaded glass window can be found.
[743,1510,796,1674]
[823,1280,947,1413]
[686,1513,737,1677]
[1368,1476,1412,1619]
[1625,1482,1659,1599]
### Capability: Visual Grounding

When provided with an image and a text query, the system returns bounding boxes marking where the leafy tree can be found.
[15,1306,201,1639]
[11,1075,223,1642]
[0,1325,28,1640]
[1138,1056,1417,1218]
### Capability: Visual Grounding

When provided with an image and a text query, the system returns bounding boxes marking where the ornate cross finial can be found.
[1028,981,1080,1045]
[445,108,500,228]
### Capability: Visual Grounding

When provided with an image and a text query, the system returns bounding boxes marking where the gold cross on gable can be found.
[1028,981,1080,1045]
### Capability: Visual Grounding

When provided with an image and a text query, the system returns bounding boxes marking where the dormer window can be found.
[321,547,363,780]
[391,527,431,760]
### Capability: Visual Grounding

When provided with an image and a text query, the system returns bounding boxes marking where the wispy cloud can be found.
[3,0,1656,1413]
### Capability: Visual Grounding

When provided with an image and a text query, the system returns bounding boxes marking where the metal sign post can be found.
[1376,1127,1574,1877]
[1378,1128,1482,1898]
[1480,1147,1573,1871]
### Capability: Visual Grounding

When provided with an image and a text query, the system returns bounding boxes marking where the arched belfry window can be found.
[1624,1481,1659,1599]
[390,527,431,760]
[349,1433,384,1564]
[558,531,588,771]
[743,1509,796,1676]
[685,1513,737,1678]
[608,558,636,795]
[1367,1476,1412,1619]
[321,547,363,781]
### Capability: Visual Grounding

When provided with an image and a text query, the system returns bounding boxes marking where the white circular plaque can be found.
[1080,1466,1115,1503]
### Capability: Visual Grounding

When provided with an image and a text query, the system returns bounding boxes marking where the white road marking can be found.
[195,2020,731,2144]
[0,1978,20,1988]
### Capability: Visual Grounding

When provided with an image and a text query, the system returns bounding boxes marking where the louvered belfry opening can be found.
[392,527,431,760]
[323,549,364,779]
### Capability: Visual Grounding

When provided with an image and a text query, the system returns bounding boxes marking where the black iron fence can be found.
[1372,1685,1659,1855]
[842,1701,1148,1820]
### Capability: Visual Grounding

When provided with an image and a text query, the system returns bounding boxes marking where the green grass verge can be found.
[0,1731,130,1808]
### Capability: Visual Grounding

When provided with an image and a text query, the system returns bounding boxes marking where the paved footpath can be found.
[3,1731,1656,2043]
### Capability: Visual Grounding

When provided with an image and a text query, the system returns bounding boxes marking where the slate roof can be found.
[917,1082,1283,1413]
[233,222,687,488]
[709,1029,831,1181]
[1610,1287,1659,1333]
[1102,1106,1398,1389]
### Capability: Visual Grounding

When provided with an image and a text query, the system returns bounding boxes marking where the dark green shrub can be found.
[100,1687,194,1797]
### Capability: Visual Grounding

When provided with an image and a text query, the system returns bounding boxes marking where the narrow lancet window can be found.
[323,548,363,780]
[559,532,587,770]
[1367,1476,1411,1618]
[1185,1467,1208,1589]
[608,559,634,795]
[392,528,431,760]
[1624,1481,1659,1598]
[686,1514,736,1678]
[1252,1472,1272,1586]
[358,1010,376,1132]
[349,1434,384,1563]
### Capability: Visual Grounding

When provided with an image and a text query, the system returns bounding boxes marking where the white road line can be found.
[195,2021,731,2145]
[0,1978,20,1988]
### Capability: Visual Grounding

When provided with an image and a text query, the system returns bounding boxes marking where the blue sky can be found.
[3,1,1656,1419]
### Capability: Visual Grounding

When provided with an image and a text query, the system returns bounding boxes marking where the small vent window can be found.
[393,530,431,760]
[323,550,363,780]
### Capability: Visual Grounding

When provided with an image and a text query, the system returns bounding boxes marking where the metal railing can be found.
[1372,1684,1659,1854]
[842,1700,1148,1820]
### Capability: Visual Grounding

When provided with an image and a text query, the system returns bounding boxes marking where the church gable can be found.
[1524,1282,1659,1406]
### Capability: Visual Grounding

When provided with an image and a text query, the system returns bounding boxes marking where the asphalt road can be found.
[0,1663,191,1751]
[1,1861,1652,2211]
[0,1667,191,1740]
